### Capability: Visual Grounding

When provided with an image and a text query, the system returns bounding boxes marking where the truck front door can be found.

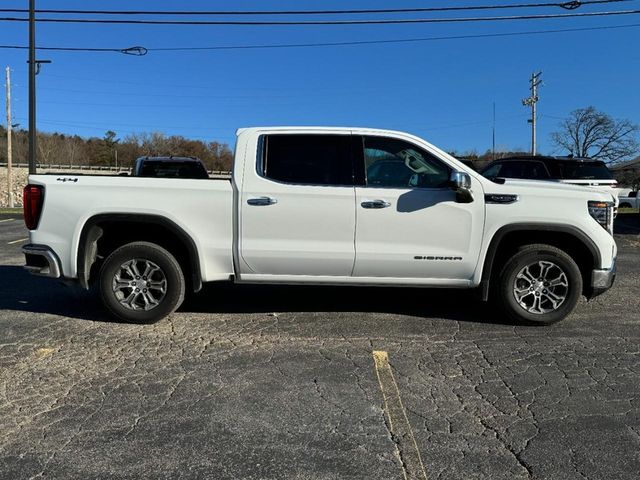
[352,134,485,282]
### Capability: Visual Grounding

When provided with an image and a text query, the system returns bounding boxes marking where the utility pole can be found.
[5,67,13,208]
[492,101,496,161]
[522,71,542,155]
[28,0,36,174]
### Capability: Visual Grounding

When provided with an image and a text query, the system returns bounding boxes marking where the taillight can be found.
[23,185,44,230]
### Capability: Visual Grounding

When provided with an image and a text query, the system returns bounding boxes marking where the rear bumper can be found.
[22,244,62,279]
[588,257,616,298]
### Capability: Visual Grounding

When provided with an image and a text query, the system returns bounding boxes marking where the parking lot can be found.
[0,214,638,480]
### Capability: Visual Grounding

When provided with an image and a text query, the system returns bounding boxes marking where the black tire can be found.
[493,244,582,325]
[619,202,632,208]
[99,242,185,323]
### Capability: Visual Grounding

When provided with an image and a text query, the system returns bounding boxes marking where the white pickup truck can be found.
[618,190,640,209]
[22,127,617,325]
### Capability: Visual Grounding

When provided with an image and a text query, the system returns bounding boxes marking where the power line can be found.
[36,86,313,99]
[0,45,147,55]
[12,115,237,135]
[0,1,632,16]
[1,9,640,26]
[1,23,638,55]
[149,23,640,50]
[17,114,528,135]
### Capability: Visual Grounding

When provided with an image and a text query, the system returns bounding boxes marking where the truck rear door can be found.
[238,133,356,278]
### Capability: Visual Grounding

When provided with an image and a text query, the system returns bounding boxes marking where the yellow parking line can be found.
[0,218,14,223]
[7,237,28,245]
[373,351,428,480]
[35,347,56,358]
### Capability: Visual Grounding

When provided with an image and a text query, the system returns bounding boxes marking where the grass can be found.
[618,208,639,215]
[0,208,22,215]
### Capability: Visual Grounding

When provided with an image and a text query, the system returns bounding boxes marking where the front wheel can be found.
[494,244,583,325]
[99,242,185,323]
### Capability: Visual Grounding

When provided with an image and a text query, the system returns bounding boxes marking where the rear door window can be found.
[558,162,613,180]
[261,134,353,186]
[521,161,550,179]
[497,161,549,180]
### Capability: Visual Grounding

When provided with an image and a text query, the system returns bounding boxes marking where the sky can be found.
[1,0,639,155]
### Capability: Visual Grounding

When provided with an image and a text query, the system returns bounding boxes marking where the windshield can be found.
[559,162,613,180]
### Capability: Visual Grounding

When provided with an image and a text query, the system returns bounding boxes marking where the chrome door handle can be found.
[247,196,278,206]
[361,200,391,209]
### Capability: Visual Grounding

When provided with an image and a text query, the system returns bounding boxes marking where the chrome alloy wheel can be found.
[112,259,167,311]
[513,260,569,315]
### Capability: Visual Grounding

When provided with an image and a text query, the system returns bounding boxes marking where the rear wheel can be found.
[99,242,185,323]
[494,244,582,325]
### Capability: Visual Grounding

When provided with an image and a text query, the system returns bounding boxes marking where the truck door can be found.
[352,134,485,281]
[239,133,356,278]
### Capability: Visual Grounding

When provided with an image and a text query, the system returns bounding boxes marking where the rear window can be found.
[139,161,209,179]
[261,134,353,186]
[558,162,613,180]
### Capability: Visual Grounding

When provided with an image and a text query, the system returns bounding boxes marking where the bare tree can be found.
[36,132,59,165]
[550,106,639,164]
[62,135,82,166]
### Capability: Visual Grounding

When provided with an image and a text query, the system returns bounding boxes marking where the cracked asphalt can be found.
[0,213,639,479]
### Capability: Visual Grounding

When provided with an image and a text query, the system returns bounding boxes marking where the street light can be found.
[28,0,36,174]
[28,0,51,174]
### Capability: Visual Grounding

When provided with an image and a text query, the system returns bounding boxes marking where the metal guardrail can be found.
[0,163,231,175]
[1,162,120,171]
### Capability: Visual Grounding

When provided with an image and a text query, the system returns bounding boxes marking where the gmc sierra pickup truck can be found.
[22,127,617,325]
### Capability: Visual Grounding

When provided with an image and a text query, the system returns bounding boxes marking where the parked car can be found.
[617,190,639,209]
[22,127,616,325]
[481,155,618,204]
[133,156,209,179]
[457,159,477,171]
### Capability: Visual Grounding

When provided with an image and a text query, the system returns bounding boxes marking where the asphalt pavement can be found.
[0,214,638,479]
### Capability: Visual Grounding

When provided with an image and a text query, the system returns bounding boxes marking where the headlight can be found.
[588,201,614,234]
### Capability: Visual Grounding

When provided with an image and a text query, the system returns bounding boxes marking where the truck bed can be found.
[27,174,235,282]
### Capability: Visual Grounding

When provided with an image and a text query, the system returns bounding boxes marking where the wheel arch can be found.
[77,213,202,293]
[479,223,600,301]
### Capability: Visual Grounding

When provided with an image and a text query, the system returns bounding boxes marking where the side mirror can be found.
[450,171,474,203]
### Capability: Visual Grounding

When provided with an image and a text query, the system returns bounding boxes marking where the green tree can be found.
[97,130,120,165]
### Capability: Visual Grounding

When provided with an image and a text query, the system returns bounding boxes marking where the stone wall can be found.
[0,167,28,208]
[0,168,117,208]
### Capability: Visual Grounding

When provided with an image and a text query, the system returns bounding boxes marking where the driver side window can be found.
[364,136,451,189]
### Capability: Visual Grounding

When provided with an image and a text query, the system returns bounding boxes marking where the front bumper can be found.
[588,257,616,298]
[22,244,62,278]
